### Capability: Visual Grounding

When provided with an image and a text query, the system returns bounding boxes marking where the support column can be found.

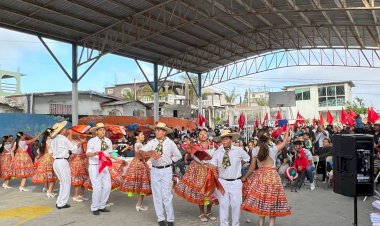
[198,73,202,116]
[153,63,159,123]
[72,44,79,126]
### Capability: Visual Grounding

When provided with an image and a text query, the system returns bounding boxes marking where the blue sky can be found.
[0,27,379,109]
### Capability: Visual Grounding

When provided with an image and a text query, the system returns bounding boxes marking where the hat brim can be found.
[150,125,173,134]
[50,121,68,138]
[89,126,108,134]
[216,133,240,141]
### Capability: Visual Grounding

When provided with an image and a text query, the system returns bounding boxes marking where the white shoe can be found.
[2,183,11,189]
[199,214,208,222]
[77,195,88,201]
[72,196,84,202]
[105,202,114,207]
[19,187,29,192]
[47,192,57,198]
[206,213,217,221]
[136,205,148,211]
[42,187,48,192]
[310,182,316,190]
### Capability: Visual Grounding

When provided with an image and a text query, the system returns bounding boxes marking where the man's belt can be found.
[152,164,172,169]
[221,176,242,181]
[55,157,69,160]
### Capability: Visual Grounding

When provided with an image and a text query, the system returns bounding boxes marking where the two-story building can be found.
[283,81,354,121]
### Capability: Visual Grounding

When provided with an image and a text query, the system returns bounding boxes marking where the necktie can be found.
[155,138,164,155]
[222,147,231,168]
[101,138,108,151]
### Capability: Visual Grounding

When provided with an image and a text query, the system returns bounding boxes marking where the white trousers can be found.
[151,167,174,222]
[89,165,111,211]
[53,159,71,207]
[216,179,243,226]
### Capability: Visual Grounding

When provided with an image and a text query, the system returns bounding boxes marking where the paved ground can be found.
[0,179,374,226]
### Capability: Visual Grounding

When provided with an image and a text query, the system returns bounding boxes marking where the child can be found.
[292,149,310,192]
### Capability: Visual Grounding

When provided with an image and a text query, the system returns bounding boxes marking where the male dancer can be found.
[211,130,250,226]
[87,123,112,215]
[141,122,182,226]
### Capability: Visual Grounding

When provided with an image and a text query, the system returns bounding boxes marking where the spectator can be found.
[292,149,310,192]
[314,125,329,149]
[293,140,315,190]
[315,138,333,182]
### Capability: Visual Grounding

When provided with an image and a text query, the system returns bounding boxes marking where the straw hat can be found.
[50,121,68,138]
[150,122,173,134]
[217,130,240,141]
[90,123,108,134]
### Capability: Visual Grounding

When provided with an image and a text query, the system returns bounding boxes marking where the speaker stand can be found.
[354,195,358,226]
[363,171,380,202]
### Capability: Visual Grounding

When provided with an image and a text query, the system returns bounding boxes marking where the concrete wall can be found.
[102,102,147,116]
[31,94,109,115]
[0,104,23,113]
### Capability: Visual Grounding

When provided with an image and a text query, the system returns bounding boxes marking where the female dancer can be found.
[12,132,41,191]
[0,136,14,189]
[32,129,58,197]
[241,126,291,226]
[119,131,151,211]
[174,128,219,222]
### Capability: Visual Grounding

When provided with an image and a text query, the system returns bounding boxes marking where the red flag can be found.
[340,108,348,124]
[313,116,317,126]
[198,114,206,127]
[319,113,324,125]
[347,115,356,127]
[295,111,305,125]
[275,111,282,125]
[369,107,380,123]
[262,113,269,126]
[368,107,373,122]
[98,151,112,173]
[327,111,334,125]
[349,109,357,118]
[255,118,259,127]
[238,112,245,130]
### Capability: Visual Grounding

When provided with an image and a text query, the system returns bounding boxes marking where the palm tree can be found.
[222,88,237,104]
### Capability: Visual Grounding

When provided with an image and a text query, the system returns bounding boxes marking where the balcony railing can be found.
[202,100,221,107]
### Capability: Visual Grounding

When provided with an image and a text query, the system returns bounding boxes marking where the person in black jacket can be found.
[315,138,333,181]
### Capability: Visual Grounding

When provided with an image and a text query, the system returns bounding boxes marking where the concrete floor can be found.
[0,179,374,226]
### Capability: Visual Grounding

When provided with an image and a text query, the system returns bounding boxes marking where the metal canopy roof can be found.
[1,0,380,74]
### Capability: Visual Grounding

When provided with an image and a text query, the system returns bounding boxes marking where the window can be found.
[318,85,345,107]
[121,88,132,96]
[50,104,71,115]
[107,89,114,95]
[109,109,122,116]
[295,88,310,101]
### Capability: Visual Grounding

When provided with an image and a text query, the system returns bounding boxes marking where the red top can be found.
[293,149,310,172]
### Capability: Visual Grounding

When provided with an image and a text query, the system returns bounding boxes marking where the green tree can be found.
[121,90,135,100]
[222,88,237,104]
[214,116,223,126]
[345,97,367,115]
[256,98,267,106]
[137,84,153,100]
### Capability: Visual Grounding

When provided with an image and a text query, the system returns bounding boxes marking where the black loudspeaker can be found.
[332,134,374,197]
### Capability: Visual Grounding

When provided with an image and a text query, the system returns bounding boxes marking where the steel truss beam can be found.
[202,48,380,87]
[160,25,380,72]
[74,0,380,68]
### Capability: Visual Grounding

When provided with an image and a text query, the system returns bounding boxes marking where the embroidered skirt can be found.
[32,153,57,183]
[0,153,13,179]
[241,167,291,217]
[174,160,218,205]
[69,154,89,186]
[11,150,35,178]
[119,158,151,196]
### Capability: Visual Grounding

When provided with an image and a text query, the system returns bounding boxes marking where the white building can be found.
[283,81,354,121]
[5,91,149,117]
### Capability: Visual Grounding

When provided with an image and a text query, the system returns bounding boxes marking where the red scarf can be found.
[98,151,112,173]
